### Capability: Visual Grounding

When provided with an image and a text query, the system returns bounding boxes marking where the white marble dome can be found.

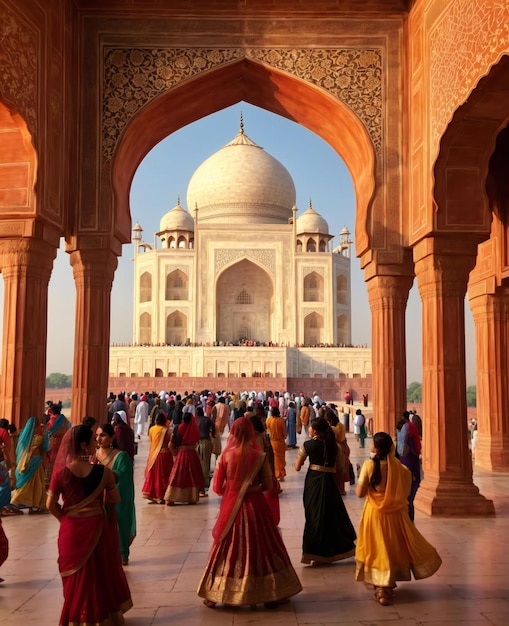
[186,125,296,225]
[296,204,329,235]
[159,199,194,232]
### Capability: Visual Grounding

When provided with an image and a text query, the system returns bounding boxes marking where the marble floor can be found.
[1,433,508,626]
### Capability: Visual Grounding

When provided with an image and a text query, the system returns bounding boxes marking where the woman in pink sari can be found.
[142,413,173,504]
[46,425,132,625]
[198,417,302,609]
[165,412,204,505]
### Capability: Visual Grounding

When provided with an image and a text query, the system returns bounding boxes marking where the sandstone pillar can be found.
[0,238,56,429]
[469,290,509,470]
[366,271,413,436]
[414,237,494,515]
[70,248,118,423]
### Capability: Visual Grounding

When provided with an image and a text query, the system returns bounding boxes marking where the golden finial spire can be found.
[239,111,244,135]
[177,195,181,206]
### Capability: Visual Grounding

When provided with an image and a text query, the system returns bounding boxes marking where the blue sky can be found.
[3,102,477,384]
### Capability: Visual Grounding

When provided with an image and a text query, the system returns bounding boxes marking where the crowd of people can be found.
[0,389,441,622]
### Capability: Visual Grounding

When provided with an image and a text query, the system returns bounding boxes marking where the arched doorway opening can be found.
[111,58,376,254]
[0,99,48,427]
[215,259,273,344]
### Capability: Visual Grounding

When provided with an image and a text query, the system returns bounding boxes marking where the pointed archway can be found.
[215,259,274,344]
[111,58,376,252]
[412,56,509,515]
[0,100,56,428]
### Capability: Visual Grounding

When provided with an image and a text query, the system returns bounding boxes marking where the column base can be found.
[474,434,509,471]
[415,477,495,516]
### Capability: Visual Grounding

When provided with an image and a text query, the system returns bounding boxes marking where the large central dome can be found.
[186,123,296,225]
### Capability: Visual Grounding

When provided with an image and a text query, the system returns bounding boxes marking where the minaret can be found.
[131,222,143,343]
[338,226,353,257]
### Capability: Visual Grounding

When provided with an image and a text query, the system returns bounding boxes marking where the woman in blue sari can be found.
[11,416,50,514]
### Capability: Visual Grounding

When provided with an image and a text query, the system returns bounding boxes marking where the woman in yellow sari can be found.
[355,432,442,606]
[142,413,173,504]
[11,416,49,514]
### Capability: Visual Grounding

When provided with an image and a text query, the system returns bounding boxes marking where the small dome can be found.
[187,120,296,225]
[159,199,194,233]
[296,203,329,235]
[340,225,350,235]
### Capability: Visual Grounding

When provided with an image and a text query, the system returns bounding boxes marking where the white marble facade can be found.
[109,123,370,380]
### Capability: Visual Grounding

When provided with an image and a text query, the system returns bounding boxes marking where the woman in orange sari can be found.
[198,418,302,609]
[46,425,132,625]
[142,413,173,504]
[355,432,442,606]
[165,412,204,505]
[324,408,350,495]
[265,406,287,481]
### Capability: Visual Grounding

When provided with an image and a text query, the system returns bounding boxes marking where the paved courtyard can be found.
[1,432,508,625]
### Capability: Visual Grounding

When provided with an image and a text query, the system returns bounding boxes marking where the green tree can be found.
[466,386,476,408]
[406,381,422,404]
[46,373,72,389]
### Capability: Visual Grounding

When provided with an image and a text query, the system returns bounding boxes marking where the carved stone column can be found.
[70,248,118,422]
[414,237,494,515]
[0,238,56,429]
[366,270,413,436]
[469,289,509,470]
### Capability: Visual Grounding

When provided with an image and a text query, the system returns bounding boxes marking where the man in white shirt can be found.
[134,394,149,439]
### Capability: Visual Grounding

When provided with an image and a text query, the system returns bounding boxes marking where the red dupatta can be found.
[211,417,265,542]
[178,415,201,445]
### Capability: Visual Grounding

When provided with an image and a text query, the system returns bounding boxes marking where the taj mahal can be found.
[108,120,372,397]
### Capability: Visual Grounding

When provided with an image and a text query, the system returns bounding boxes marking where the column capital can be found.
[366,273,414,309]
[0,237,56,275]
[70,248,118,288]
[414,236,479,299]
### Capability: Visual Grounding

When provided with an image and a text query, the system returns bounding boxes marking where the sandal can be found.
[374,587,392,606]
[1,508,18,517]
[203,599,216,609]
[7,506,24,515]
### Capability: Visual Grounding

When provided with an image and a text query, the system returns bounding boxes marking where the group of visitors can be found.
[0,404,137,624]
[0,389,441,623]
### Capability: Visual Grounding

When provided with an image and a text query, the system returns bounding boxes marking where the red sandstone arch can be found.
[112,58,376,251]
[433,55,509,239]
[0,100,37,224]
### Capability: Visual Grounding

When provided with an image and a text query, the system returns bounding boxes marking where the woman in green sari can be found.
[94,423,136,565]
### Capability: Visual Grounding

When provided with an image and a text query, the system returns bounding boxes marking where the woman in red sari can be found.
[142,412,173,504]
[164,412,204,505]
[197,417,302,609]
[46,425,132,626]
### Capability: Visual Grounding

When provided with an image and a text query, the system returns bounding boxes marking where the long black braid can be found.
[369,432,394,491]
